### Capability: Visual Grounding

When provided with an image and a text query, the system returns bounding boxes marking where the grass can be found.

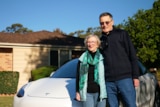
[0,96,14,107]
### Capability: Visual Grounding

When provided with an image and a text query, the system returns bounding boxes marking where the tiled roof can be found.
[0,31,84,46]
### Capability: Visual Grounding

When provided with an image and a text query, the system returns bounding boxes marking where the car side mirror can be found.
[50,71,55,77]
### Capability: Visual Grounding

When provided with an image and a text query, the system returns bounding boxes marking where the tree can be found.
[70,27,102,38]
[3,23,33,33]
[119,0,160,67]
[53,28,66,35]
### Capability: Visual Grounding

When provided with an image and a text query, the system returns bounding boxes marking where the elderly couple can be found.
[75,12,140,107]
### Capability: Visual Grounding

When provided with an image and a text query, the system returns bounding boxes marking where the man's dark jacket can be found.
[100,27,139,81]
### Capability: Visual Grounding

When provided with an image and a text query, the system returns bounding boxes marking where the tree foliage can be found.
[119,0,160,67]
[53,28,66,35]
[2,23,33,34]
[68,27,101,38]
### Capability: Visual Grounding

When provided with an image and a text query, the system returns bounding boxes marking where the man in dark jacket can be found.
[99,12,140,107]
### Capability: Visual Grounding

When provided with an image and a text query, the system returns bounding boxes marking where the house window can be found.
[0,48,13,71]
[50,50,58,67]
[72,50,84,59]
[60,50,69,66]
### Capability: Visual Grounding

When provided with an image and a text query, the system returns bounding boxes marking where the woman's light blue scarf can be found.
[79,49,100,90]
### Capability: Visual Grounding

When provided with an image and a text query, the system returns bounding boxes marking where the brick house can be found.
[0,31,85,90]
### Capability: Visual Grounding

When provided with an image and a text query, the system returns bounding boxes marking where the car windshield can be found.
[50,58,78,78]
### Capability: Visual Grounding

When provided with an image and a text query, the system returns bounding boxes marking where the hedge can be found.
[0,71,19,94]
[31,66,57,81]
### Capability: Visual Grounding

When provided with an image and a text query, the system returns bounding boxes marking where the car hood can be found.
[26,78,76,99]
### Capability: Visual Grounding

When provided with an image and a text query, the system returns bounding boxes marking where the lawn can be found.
[0,96,14,107]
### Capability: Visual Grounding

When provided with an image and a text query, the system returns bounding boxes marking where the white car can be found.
[13,58,160,107]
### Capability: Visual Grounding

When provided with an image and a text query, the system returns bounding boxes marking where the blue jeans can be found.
[82,93,106,107]
[106,78,136,107]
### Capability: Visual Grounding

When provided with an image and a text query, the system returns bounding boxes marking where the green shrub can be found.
[0,71,19,94]
[31,66,57,81]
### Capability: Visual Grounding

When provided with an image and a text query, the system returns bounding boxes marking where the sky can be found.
[0,0,155,34]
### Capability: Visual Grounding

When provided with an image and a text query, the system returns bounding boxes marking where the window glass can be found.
[50,50,58,66]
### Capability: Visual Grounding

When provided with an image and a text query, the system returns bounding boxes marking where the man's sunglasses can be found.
[100,21,112,25]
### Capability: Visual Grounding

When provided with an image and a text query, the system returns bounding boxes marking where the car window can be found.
[50,58,78,78]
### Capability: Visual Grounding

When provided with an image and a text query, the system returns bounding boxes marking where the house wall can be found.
[13,46,50,90]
